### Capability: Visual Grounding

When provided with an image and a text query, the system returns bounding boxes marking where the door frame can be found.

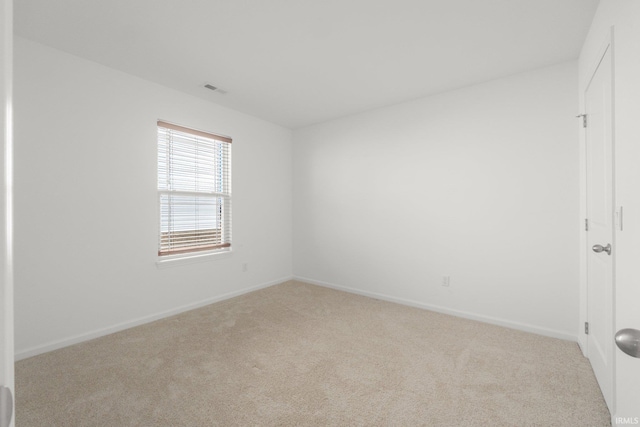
[578,27,616,414]
[0,0,13,426]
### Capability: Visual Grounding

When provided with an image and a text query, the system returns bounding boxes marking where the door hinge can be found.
[585,322,589,335]
[576,114,587,128]
[585,218,589,231]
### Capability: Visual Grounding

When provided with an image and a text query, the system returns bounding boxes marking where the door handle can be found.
[615,328,640,358]
[592,243,612,255]
[0,386,12,427]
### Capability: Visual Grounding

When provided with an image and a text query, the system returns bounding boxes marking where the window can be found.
[157,121,232,257]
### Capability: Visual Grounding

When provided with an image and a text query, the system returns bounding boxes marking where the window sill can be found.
[155,249,232,269]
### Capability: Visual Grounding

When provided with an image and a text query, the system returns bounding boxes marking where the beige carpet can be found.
[16,280,610,426]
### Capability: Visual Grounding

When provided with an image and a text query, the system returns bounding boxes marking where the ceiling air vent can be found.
[204,83,227,94]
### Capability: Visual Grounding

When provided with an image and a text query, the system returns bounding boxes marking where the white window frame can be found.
[156,120,232,265]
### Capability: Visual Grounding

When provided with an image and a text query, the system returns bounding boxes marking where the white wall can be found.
[13,38,293,358]
[578,0,640,422]
[293,62,579,340]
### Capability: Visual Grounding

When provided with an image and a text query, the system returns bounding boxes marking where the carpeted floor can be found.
[16,280,610,426]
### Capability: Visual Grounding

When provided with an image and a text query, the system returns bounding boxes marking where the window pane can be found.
[157,122,231,256]
[158,127,230,194]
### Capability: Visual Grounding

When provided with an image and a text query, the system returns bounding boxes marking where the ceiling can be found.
[15,0,599,129]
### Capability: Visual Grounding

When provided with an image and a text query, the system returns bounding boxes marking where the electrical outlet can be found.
[441,275,450,287]
[242,263,248,272]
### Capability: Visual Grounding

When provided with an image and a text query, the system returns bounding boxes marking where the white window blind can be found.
[157,121,232,256]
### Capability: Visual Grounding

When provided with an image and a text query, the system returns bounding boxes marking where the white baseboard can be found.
[294,275,577,342]
[16,276,293,361]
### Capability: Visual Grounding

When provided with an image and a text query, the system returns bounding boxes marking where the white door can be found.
[585,42,614,411]
[0,0,14,426]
